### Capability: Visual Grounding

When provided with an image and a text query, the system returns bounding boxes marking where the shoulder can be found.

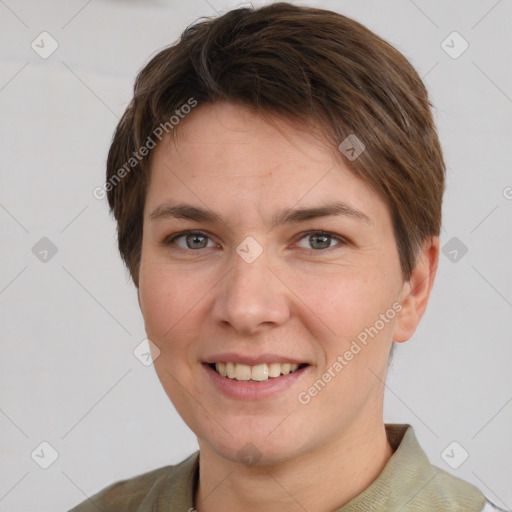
[68,451,199,512]
[425,464,499,511]
[479,500,512,512]
[381,425,507,511]
[67,465,171,512]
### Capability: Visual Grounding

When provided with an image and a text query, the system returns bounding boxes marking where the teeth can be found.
[216,362,227,377]
[281,363,291,375]
[235,363,252,381]
[214,362,301,381]
[226,362,236,379]
[251,364,268,381]
[268,363,282,378]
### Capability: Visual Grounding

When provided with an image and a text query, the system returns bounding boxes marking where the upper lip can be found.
[203,353,310,366]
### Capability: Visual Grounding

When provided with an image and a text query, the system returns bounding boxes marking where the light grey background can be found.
[1,0,511,510]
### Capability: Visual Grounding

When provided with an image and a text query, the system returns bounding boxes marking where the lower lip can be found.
[203,363,310,400]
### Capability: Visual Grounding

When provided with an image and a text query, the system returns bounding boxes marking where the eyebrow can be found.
[149,201,370,229]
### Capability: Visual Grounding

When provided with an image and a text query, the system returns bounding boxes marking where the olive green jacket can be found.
[69,424,507,512]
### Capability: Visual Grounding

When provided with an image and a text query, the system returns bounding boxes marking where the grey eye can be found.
[173,232,215,250]
[296,232,341,250]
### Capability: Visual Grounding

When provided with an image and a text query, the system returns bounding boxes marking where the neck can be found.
[194,418,394,512]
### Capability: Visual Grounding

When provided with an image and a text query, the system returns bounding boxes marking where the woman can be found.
[70,3,509,511]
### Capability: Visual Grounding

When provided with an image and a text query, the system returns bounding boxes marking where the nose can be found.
[211,243,291,335]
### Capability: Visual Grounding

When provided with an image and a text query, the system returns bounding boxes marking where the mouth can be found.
[206,362,309,382]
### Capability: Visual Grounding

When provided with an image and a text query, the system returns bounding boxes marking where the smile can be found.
[203,361,311,400]
[210,362,308,382]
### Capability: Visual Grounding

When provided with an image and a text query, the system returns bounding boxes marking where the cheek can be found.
[301,272,397,412]
[293,266,396,342]
[139,263,200,348]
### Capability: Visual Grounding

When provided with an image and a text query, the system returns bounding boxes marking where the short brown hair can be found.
[105,2,445,287]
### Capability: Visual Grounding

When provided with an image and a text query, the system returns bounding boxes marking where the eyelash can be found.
[163,230,348,254]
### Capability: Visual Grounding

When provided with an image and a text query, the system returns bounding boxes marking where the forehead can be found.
[162,102,335,173]
[144,102,387,228]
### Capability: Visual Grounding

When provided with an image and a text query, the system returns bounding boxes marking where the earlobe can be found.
[394,236,440,343]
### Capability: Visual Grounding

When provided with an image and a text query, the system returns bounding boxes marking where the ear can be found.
[394,236,440,343]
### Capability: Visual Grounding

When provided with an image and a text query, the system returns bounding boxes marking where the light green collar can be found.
[334,424,485,511]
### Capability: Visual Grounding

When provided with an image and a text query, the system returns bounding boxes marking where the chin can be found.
[198,422,308,468]
[214,441,298,467]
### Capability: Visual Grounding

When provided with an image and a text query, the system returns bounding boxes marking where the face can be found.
[138,101,414,465]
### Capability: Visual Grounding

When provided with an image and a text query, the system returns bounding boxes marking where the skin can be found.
[137,101,439,512]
